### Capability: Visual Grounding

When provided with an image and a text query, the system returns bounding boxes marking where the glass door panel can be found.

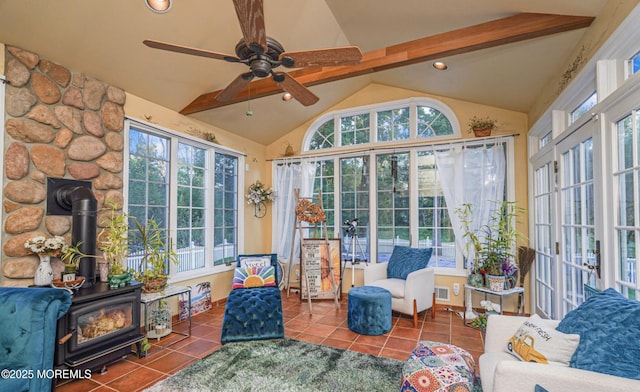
[613,110,640,299]
[557,127,600,317]
[531,151,556,318]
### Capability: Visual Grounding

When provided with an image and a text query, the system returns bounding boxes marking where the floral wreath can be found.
[295,199,326,224]
[246,180,275,205]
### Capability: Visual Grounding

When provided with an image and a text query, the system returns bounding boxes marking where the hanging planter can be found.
[468,116,498,137]
[246,180,275,218]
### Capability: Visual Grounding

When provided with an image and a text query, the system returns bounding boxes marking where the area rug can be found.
[144,338,404,391]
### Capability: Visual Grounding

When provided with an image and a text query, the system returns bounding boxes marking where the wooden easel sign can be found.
[300,238,342,300]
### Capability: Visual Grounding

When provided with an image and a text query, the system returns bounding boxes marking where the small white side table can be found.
[140,285,191,349]
[463,284,524,325]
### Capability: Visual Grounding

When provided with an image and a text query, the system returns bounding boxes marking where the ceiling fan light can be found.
[145,0,172,13]
[282,93,292,101]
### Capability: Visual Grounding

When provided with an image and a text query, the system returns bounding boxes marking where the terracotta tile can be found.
[177,339,220,358]
[296,333,325,345]
[106,366,164,391]
[350,343,381,356]
[419,331,451,344]
[391,326,421,340]
[322,337,352,350]
[385,336,419,352]
[355,333,389,347]
[146,351,198,374]
[305,322,337,338]
[54,377,103,392]
[89,358,140,384]
[328,327,359,342]
[317,314,347,326]
[285,318,311,332]
[380,347,411,361]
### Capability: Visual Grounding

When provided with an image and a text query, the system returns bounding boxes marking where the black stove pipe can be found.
[55,185,98,286]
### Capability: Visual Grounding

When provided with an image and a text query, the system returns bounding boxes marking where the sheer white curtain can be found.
[434,142,506,264]
[271,159,316,287]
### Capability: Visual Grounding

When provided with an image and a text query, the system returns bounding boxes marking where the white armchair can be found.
[365,261,435,327]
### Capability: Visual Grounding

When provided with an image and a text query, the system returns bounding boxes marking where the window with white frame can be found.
[376,152,410,260]
[289,98,512,274]
[629,51,640,76]
[570,92,597,124]
[176,143,207,272]
[341,156,371,262]
[213,152,239,266]
[127,121,240,278]
[305,98,459,151]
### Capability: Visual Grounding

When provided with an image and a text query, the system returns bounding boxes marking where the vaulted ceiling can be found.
[0,0,607,145]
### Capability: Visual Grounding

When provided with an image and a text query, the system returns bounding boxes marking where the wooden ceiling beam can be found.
[180,13,594,115]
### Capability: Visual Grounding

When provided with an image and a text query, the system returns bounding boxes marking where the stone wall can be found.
[2,46,125,286]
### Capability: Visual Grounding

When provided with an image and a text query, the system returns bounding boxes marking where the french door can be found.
[556,120,602,317]
[531,118,602,319]
[530,150,556,318]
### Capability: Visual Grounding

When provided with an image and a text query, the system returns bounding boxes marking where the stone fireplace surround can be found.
[2,45,126,286]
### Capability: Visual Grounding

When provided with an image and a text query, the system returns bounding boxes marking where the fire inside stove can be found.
[77,303,133,344]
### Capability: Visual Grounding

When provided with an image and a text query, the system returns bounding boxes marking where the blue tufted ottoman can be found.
[220,286,284,344]
[348,286,392,335]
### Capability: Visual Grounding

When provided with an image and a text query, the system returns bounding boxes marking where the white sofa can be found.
[480,314,640,392]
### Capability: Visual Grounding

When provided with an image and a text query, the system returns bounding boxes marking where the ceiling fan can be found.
[143,0,363,106]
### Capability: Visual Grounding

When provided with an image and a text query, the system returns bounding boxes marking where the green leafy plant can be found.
[467,116,498,133]
[60,241,83,271]
[456,200,525,276]
[98,201,130,276]
[131,218,179,282]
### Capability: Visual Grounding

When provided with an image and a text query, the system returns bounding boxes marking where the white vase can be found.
[34,254,54,286]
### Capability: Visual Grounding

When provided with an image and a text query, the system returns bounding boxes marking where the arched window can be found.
[303,98,460,152]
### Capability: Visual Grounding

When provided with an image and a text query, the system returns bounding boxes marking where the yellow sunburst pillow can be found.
[232,266,276,289]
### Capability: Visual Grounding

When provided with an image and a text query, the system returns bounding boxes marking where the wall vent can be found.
[435,286,449,301]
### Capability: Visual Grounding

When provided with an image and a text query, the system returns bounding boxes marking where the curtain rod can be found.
[268,133,519,162]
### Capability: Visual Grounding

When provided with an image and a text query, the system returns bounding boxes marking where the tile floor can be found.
[55,292,485,391]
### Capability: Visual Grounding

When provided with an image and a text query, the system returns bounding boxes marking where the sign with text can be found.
[300,238,342,300]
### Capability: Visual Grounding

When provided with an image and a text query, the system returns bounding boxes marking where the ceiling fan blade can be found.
[273,72,319,106]
[232,0,267,54]
[143,39,239,62]
[216,72,254,102]
[280,46,363,68]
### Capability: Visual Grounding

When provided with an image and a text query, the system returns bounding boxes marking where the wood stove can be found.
[55,282,144,371]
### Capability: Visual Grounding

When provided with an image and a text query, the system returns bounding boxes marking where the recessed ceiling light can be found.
[145,0,172,13]
[432,62,448,71]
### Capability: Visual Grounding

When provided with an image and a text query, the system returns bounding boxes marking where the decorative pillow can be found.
[386,246,433,280]
[556,288,640,380]
[238,255,272,269]
[232,266,276,289]
[505,314,580,366]
[534,385,549,392]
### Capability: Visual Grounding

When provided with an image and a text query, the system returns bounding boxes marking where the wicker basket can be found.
[142,276,168,293]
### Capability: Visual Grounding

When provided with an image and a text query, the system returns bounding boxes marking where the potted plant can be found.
[60,242,82,282]
[98,201,132,288]
[456,201,524,291]
[131,218,179,293]
[468,116,498,137]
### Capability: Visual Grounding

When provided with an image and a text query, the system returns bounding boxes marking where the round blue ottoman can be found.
[348,286,392,335]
